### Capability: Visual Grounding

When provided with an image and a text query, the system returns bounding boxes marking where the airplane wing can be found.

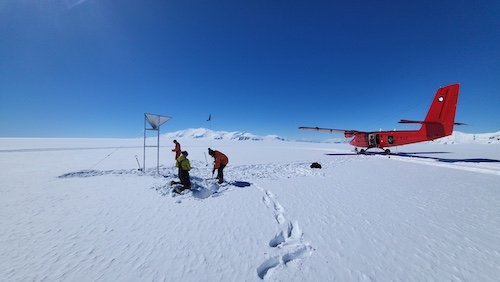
[298,127,362,135]
[398,119,424,124]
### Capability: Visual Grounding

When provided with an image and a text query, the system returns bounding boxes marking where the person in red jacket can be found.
[172,140,181,160]
[208,148,228,184]
[172,140,181,177]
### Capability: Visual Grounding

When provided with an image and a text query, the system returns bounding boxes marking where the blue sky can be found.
[1,0,499,139]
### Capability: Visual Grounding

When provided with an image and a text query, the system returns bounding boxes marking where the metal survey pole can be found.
[143,114,146,172]
[143,113,171,175]
[156,115,160,175]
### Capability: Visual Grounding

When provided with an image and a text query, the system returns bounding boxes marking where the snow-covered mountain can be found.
[162,128,286,141]
[432,131,500,144]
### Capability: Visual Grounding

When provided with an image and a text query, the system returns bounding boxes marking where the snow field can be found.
[1,137,500,281]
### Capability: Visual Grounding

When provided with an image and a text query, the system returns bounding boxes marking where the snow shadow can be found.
[326,151,450,157]
[326,151,500,163]
[396,152,500,163]
[325,153,359,156]
[153,176,241,201]
[189,180,251,200]
[190,177,222,199]
[191,186,214,199]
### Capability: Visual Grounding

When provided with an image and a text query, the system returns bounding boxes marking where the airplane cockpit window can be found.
[388,136,394,144]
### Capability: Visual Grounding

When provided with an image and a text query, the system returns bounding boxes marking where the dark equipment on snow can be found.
[310,162,322,169]
[231,181,251,187]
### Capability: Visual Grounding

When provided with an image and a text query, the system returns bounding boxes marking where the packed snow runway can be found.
[1,134,499,281]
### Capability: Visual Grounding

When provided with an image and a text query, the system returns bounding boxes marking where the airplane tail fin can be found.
[421,83,460,139]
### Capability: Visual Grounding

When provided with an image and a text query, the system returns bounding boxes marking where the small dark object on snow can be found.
[231,181,251,187]
[310,162,322,169]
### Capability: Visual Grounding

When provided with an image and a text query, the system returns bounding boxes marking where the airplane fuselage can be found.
[349,128,447,149]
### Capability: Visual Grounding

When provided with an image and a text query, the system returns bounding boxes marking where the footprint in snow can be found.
[269,221,302,247]
[257,256,281,279]
[255,185,314,279]
[261,189,287,225]
[257,244,313,279]
[282,245,313,265]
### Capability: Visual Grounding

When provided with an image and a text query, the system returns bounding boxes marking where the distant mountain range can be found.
[432,131,500,144]
[162,128,286,141]
[161,128,500,144]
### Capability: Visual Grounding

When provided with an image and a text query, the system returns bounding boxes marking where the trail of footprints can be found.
[257,187,313,279]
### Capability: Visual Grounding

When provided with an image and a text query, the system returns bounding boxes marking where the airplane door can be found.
[368,134,380,147]
[368,134,376,146]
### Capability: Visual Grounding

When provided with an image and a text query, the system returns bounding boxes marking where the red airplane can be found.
[299,83,462,154]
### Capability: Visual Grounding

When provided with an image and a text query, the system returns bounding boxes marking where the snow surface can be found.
[1,130,500,281]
